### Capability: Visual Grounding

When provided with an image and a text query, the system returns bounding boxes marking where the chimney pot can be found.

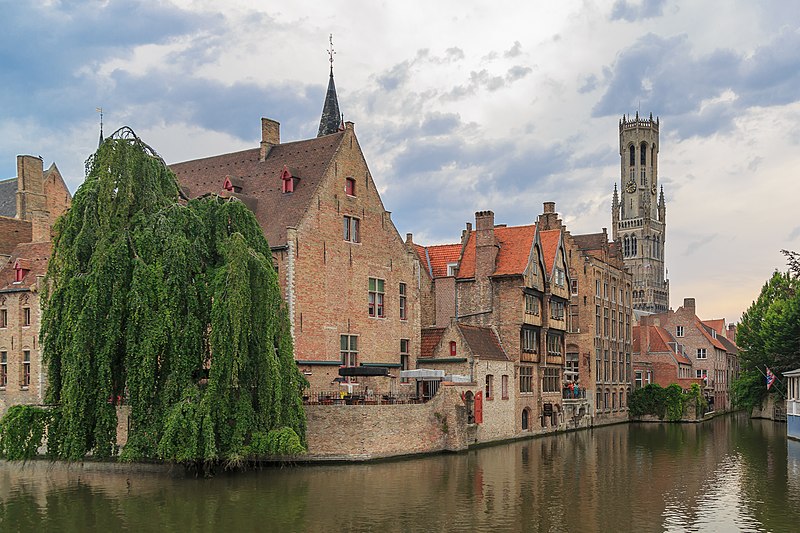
[543,201,556,214]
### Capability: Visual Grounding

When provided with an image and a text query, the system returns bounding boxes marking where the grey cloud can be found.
[420,112,462,136]
[579,74,599,94]
[505,41,523,58]
[683,234,718,256]
[789,225,800,241]
[445,47,465,61]
[506,65,532,82]
[377,61,412,91]
[610,0,666,21]
[747,157,763,172]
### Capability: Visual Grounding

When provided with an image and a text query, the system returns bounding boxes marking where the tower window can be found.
[640,142,647,165]
[629,145,635,166]
[640,169,646,186]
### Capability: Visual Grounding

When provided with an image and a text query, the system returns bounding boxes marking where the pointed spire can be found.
[317,34,342,137]
[96,107,104,148]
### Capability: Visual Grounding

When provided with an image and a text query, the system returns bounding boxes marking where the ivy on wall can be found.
[0,128,306,467]
[628,383,707,421]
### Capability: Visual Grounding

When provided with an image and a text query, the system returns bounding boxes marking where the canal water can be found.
[1,413,799,532]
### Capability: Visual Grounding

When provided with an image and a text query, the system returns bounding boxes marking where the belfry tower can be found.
[612,112,669,313]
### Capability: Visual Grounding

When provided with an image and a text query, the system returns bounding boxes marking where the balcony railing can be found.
[302,389,430,405]
[562,386,587,400]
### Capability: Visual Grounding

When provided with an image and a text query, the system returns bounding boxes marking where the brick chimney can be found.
[475,211,497,278]
[260,118,280,161]
[537,201,561,230]
[683,298,696,312]
[16,155,50,242]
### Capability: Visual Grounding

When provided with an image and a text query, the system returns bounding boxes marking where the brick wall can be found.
[0,290,44,416]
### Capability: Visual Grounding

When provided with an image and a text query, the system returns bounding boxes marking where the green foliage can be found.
[0,406,51,460]
[3,128,307,465]
[733,253,800,409]
[628,383,707,421]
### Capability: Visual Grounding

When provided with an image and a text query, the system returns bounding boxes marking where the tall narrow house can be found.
[611,113,669,313]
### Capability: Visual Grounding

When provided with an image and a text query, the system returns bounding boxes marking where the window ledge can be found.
[20,386,29,391]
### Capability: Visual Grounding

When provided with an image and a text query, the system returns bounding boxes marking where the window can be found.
[447,263,458,276]
[368,278,384,318]
[22,307,31,327]
[399,283,407,320]
[595,279,601,296]
[603,308,609,336]
[640,168,646,186]
[501,375,509,400]
[22,350,30,388]
[550,300,565,320]
[345,177,356,196]
[604,390,609,410]
[519,365,534,393]
[525,294,540,316]
[0,351,6,388]
[566,352,579,379]
[543,367,559,393]
[521,327,539,353]
[612,391,617,409]
[603,282,608,299]
[696,369,708,380]
[635,370,643,389]
[400,339,410,383]
[485,374,494,399]
[0,309,6,328]
[640,142,647,165]
[554,268,565,287]
[340,335,358,367]
[676,326,684,337]
[343,215,360,243]
[697,348,707,360]
[546,333,563,357]
[595,305,601,334]
[596,348,601,382]
[449,341,457,356]
[629,145,635,166]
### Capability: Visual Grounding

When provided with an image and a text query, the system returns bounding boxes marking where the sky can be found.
[2,0,799,324]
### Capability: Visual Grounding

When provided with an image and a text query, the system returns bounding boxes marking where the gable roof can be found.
[415,243,461,278]
[457,224,535,279]
[572,232,606,251]
[0,241,51,291]
[702,319,725,336]
[696,320,727,351]
[539,229,561,277]
[457,324,509,361]
[633,325,691,365]
[0,177,16,217]
[420,327,446,358]
[170,132,346,248]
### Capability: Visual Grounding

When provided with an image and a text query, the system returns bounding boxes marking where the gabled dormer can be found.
[13,259,29,283]
[280,165,301,194]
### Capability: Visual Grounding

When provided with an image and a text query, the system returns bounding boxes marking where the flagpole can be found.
[762,365,786,398]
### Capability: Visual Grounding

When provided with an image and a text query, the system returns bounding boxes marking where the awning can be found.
[400,369,445,380]
[444,374,471,383]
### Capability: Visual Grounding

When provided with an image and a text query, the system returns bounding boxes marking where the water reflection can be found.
[1,413,799,532]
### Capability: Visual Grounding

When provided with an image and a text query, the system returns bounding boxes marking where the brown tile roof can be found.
[170,132,346,248]
[539,229,561,276]
[457,224,535,279]
[420,327,446,358]
[572,232,606,251]
[457,324,509,361]
[0,241,51,291]
[415,243,461,278]
[695,320,727,350]
[702,319,725,336]
[0,217,32,256]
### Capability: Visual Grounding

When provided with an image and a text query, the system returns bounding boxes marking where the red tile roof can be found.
[456,224,535,279]
[0,241,51,291]
[170,132,346,248]
[633,325,691,365]
[420,327,446,358]
[539,229,561,276]
[702,319,725,336]
[416,243,461,278]
[695,320,726,350]
[457,324,509,361]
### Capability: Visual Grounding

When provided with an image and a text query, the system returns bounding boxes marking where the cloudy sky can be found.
[3,0,799,323]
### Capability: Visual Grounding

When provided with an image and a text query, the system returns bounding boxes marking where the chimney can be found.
[683,298,696,311]
[405,233,413,245]
[16,155,50,242]
[260,118,280,161]
[538,201,561,230]
[475,210,498,280]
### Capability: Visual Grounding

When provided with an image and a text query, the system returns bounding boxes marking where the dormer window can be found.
[280,166,299,194]
[222,176,243,194]
[450,341,457,357]
[447,263,458,276]
[13,260,28,283]
[345,177,356,196]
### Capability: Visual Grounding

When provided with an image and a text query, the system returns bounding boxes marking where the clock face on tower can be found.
[626,180,636,193]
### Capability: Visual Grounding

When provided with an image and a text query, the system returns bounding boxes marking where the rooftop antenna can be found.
[327,33,336,75]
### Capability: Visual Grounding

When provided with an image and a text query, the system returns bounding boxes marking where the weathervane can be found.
[327,33,336,74]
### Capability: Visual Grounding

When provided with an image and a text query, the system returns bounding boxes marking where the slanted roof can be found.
[539,229,561,276]
[702,319,725,336]
[0,217,32,256]
[572,232,606,251]
[0,241,51,291]
[457,224,535,279]
[696,320,727,350]
[457,324,509,361]
[170,133,346,248]
[0,177,17,217]
[420,327,446,358]
[416,243,461,278]
[633,325,691,365]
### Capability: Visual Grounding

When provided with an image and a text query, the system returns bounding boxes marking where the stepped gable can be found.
[420,327,446,358]
[170,132,345,248]
[0,241,51,291]
[457,324,509,361]
[0,178,15,217]
[457,224,535,279]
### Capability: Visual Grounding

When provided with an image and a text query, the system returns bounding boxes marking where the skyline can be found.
[3,1,800,323]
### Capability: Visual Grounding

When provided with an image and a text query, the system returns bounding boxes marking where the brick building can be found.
[170,69,421,393]
[0,155,71,415]
[564,228,633,424]
[632,323,699,390]
[636,298,738,410]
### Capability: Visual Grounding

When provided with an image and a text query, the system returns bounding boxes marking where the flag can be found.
[766,367,776,390]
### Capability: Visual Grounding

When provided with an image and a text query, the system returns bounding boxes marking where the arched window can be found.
[624,236,630,257]
[632,235,638,256]
[651,146,655,168]
[640,142,647,165]
[629,144,635,166]
[522,408,530,430]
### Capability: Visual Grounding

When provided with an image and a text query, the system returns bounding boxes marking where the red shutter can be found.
[475,391,483,424]
[450,341,457,356]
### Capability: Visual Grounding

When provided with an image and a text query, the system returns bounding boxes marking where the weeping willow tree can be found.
[2,127,306,466]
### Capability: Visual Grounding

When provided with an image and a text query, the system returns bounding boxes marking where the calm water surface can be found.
[1,413,799,532]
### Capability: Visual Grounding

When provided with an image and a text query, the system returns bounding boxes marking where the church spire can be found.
[96,107,104,147]
[317,34,342,137]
